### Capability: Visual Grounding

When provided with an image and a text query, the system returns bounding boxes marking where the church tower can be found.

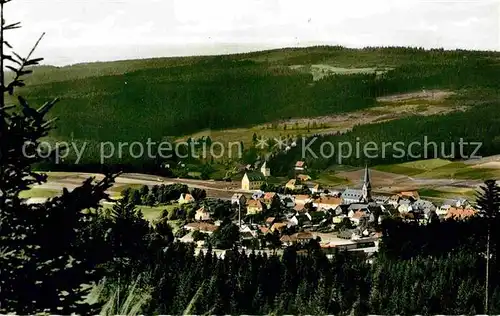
[362,165,372,202]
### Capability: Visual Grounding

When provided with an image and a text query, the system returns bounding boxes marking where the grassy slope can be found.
[19,188,60,199]
[374,159,500,180]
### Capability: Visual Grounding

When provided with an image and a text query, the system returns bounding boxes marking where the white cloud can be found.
[5,0,500,65]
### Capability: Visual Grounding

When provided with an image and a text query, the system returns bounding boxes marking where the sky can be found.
[7,0,500,65]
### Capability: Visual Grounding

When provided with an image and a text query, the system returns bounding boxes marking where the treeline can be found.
[23,62,377,143]
[242,45,499,67]
[120,183,191,206]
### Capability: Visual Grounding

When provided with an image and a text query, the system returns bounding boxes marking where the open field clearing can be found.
[19,188,60,199]
[395,158,453,170]
[180,90,462,150]
[373,159,452,176]
[99,203,179,229]
[376,90,455,102]
[314,172,351,188]
[373,164,425,176]
[374,158,500,181]
[417,187,477,201]
[289,64,391,81]
[138,205,170,221]
[415,163,500,180]
[336,169,408,187]
[463,154,500,165]
[471,162,500,169]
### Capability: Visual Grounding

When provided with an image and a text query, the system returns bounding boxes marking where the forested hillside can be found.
[9,46,500,168]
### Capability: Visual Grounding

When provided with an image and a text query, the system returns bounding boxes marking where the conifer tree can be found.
[0,1,117,313]
[476,179,500,314]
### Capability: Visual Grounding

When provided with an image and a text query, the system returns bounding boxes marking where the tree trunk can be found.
[486,223,490,314]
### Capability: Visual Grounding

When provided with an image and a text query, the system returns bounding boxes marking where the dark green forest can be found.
[9,46,500,169]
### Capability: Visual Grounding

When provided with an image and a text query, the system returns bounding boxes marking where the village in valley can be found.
[172,159,478,257]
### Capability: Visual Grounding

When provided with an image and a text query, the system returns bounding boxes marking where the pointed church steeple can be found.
[362,164,372,202]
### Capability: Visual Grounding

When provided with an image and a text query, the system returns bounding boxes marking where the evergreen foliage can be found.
[0,1,117,313]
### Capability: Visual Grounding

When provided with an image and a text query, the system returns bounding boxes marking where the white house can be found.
[288,216,299,227]
[260,161,271,177]
[240,225,258,238]
[179,231,195,243]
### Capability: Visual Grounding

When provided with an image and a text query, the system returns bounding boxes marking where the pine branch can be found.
[4,32,45,95]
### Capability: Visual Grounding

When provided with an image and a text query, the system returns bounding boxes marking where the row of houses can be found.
[185,189,478,240]
[241,160,308,190]
[241,165,479,222]
[178,165,479,254]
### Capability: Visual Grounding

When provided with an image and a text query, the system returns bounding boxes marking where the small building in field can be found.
[178,193,195,205]
[241,172,266,191]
